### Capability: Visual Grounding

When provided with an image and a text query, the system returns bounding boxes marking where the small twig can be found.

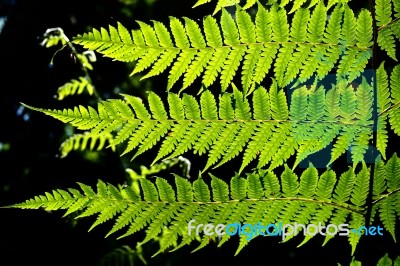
[43,27,101,100]
[372,188,400,205]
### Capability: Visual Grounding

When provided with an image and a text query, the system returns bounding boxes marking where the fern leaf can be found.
[167,93,184,120]
[106,204,144,237]
[271,5,290,42]
[153,122,191,163]
[193,123,224,155]
[348,213,364,254]
[318,6,343,77]
[132,122,172,160]
[122,121,156,156]
[156,178,176,203]
[57,77,94,100]
[290,0,307,14]
[119,204,163,239]
[73,4,372,93]
[193,178,211,202]
[389,65,400,135]
[140,204,180,245]
[12,162,395,255]
[376,0,393,27]
[142,50,179,80]
[123,94,151,120]
[378,197,397,241]
[193,0,343,14]
[375,0,396,59]
[239,123,273,173]
[377,254,394,266]
[167,50,197,90]
[341,5,357,46]
[216,123,256,168]
[182,49,214,91]
[236,7,256,44]
[220,46,246,91]
[202,48,230,88]
[257,123,291,168]
[290,7,309,42]
[373,157,387,198]
[350,166,370,207]
[203,16,223,48]
[184,18,206,49]
[170,17,190,48]
[333,168,355,204]
[203,123,241,172]
[246,173,263,199]
[329,127,356,165]
[233,86,251,120]
[24,81,374,172]
[283,10,310,86]
[148,92,168,120]
[308,2,327,43]
[221,9,239,45]
[210,174,229,202]
[89,201,128,232]
[252,86,270,120]
[60,132,115,158]
[219,93,234,120]
[378,27,397,60]
[386,154,400,192]
[255,4,271,43]
[230,175,247,200]
[299,165,319,197]
[269,80,289,120]
[351,79,373,166]
[193,0,211,8]
[175,175,194,202]
[242,44,263,95]
[377,63,391,158]
[253,45,279,85]
[356,9,373,48]
[140,179,159,202]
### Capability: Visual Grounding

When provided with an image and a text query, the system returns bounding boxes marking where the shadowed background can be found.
[0,0,398,265]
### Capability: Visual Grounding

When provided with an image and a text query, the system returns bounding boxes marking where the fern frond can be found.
[23,81,375,171]
[376,0,398,60]
[389,65,400,136]
[13,162,398,255]
[59,132,115,158]
[57,77,94,100]
[376,0,393,28]
[376,254,398,266]
[372,154,400,242]
[73,4,372,93]
[378,27,397,61]
[377,63,392,159]
[192,0,347,14]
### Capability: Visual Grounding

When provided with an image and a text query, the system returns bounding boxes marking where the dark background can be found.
[0,0,399,265]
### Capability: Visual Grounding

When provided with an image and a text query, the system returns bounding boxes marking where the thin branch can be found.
[44,27,101,100]
[378,101,400,117]
[6,195,366,216]
[377,17,400,32]
[372,188,400,205]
